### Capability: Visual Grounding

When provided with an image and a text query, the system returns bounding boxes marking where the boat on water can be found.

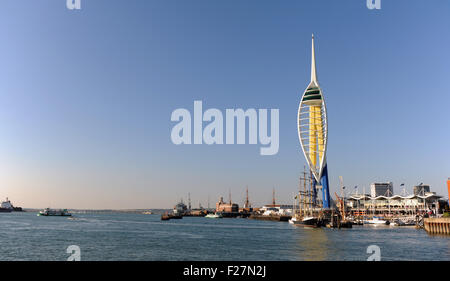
[37,208,72,217]
[161,199,188,220]
[160,212,183,220]
[0,207,12,213]
[288,216,299,224]
[364,216,390,225]
[289,215,319,227]
[0,198,22,212]
[300,216,319,227]
[351,219,364,225]
[205,212,223,218]
[390,217,416,226]
[173,200,187,216]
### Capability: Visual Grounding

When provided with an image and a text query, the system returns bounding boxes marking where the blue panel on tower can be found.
[311,174,317,205]
[320,164,331,208]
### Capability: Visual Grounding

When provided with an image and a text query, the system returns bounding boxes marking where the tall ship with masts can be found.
[289,167,325,227]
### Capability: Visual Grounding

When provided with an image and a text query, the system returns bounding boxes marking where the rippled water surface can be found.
[1,212,449,261]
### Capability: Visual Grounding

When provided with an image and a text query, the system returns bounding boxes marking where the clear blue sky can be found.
[0,0,449,209]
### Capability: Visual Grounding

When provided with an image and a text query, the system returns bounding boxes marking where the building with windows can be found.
[346,193,443,216]
[215,197,239,213]
[370,182,394,197]
[413,184,430,196]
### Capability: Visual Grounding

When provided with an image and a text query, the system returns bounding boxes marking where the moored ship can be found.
[289,215,320,227]
[205,212,223,218]
[0,198,13,212]
[289,167,326,228]
[172,200,187,218]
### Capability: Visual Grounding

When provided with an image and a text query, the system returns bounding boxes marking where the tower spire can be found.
[311,34,317,83]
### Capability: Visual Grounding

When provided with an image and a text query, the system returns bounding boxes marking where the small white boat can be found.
[364,216,389,225]
[205,212,223,218]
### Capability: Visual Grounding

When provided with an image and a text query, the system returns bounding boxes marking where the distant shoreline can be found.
[21,208,171,214]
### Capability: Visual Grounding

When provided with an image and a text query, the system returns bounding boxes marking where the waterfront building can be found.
[370,182,394,197]
[297,34,331,208]
[347,193,443,216]
[413,184,430,196]
[215,197,239,213]
[259,204,296,216]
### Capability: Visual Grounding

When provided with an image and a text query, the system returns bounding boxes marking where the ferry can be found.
[37,208,72,217]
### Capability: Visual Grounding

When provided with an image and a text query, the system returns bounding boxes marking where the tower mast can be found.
[311,34,317,83]
[297,34,331,209]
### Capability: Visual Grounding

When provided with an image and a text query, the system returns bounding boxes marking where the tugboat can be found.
[161,199,189,221]
[37,208,72,216]
[161,212,171,220]
[160,212,183,221]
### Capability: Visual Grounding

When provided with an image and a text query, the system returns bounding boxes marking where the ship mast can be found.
[310,171,314,216]
[188,192,191,211]
[298,174,302,217]
[244,186,250,208]
[304,167,307,216]
[272,188,276,206]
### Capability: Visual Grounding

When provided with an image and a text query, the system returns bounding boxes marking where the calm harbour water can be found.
[1,212,449,261]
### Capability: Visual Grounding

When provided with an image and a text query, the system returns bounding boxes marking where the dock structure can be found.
[424,218,450,235]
